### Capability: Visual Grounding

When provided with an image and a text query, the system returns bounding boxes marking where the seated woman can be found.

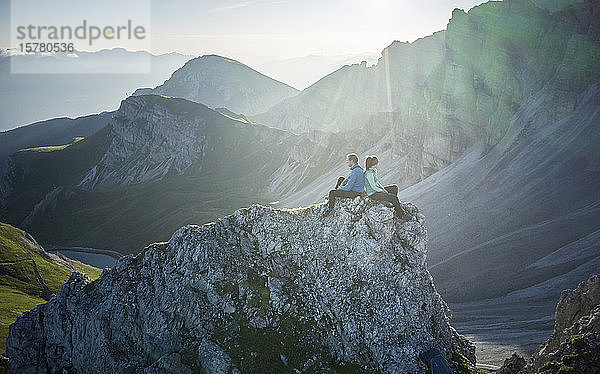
[363,155,410,220]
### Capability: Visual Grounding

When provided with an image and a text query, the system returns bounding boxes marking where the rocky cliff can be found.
[254,0,600,188]
[496,275,600,374]
[6,199,473,373]
[77,95,216,190]
[526,275,600,373]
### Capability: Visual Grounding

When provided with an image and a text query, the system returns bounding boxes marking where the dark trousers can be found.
[383,184,398,196]
[370,184,407,217]
[328,176,360,209]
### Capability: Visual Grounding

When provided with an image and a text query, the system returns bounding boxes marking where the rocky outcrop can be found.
[134,54,299,116]
[497,353,527,374]
[496,275,600,373]
[494,275,600,374]
[6,198,473,373]
[75,94,321,191]
[523,275,600,374]
[77,95,210,189]
[0,355,9,374]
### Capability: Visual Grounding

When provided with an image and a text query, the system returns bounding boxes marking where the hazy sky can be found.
[0,0,489,65]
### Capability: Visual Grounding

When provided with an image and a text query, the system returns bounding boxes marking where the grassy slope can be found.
[0,222,101,353]
[0,112,111,175]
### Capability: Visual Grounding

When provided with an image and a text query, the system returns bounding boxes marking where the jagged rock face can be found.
[134,55,299,116]
[76,94,325,192]
[78,95,209,189]
[6,199,472,373]
[525,275,600,373]
[497,353,527,374]
[254,0,600,188]
[531,275,600,372]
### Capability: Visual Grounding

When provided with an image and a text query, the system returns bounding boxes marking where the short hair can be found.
[346,153,359,164]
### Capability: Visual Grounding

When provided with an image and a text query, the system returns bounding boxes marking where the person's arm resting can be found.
[338,170,356,191]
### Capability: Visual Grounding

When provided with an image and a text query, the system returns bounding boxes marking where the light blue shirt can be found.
[339,164,365,192]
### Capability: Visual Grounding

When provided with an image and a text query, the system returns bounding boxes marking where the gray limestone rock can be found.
[7,198,472,373]
[497,353,527,374]
[520,275,600,374]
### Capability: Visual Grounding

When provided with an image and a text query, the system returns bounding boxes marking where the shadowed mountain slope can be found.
[0,112,112,176]
[400,82,600,302]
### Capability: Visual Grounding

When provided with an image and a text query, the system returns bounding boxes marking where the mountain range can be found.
[255,0,599,190]
[0,93,388,253]
[2,0,596,285]
[274,0,600,301]
[0,0,598,365]
[0,48,191,131]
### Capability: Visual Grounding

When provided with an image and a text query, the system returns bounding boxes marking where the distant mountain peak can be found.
[133,54,299,116]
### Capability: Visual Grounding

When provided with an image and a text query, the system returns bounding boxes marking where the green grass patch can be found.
[557,365,575,373]
[0,222,102,354]
[0,261,41,296]
[212,315,341,373]
[569,334,584,349]
[28,250,102,294]
[0,285,45,353]
[33,253,78,293]
[0,223,30,262]
[19,136,84,153]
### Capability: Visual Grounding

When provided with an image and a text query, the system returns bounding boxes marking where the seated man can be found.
[324,153,364,216]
